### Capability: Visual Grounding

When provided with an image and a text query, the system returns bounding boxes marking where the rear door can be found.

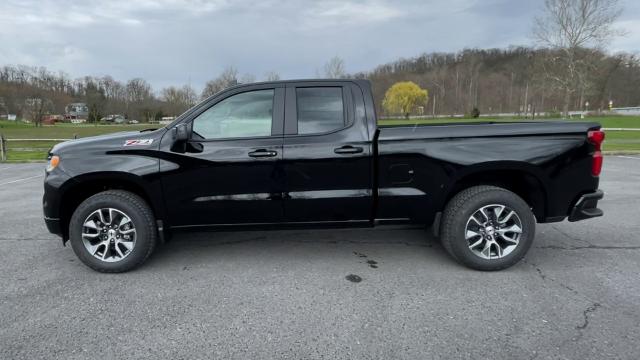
[282,81,373,223]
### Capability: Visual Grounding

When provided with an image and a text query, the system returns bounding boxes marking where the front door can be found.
[160,85,285,227]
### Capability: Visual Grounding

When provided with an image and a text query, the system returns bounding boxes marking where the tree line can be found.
[358,47,639,117]
[0,65,273,126]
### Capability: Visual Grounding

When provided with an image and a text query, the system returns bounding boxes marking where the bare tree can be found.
[201,66,238,99]
[161,85,197,116]
[84,80,106,123]
[533,0,624,116]
[264,71,280,81]
[240,73,256,84]
[124,78,154,121]
[323,56,346,78]
[24,92,52,127]
[125,78,152,104]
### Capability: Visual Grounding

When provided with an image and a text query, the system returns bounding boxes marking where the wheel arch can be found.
[58,172,165,241]
[439,162,549,222]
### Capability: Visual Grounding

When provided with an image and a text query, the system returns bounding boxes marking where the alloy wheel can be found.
[81,208,136,262]
[464,204,523,260]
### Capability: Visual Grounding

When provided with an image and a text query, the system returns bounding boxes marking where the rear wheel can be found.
[68,190,157,273]
[440,185,535,271]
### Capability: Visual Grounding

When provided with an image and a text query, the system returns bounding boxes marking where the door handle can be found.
[334,145,363,155]
[248,149,278,158]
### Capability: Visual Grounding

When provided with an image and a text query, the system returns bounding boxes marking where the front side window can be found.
[192,89,274,139]
[296,87,344,134]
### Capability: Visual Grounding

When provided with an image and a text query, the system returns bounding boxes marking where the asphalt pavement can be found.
[1,157,639,359]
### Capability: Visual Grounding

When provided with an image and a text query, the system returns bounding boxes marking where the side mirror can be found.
[171,123,190,153]
[174,123,189,142]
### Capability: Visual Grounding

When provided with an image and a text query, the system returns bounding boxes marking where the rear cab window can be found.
[296,87,345,134]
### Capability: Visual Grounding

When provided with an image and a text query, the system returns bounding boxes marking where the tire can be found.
[68,190,157,273]
[440,185,535,271]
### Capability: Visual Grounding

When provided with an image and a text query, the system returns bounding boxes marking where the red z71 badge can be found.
[124,139,154,146]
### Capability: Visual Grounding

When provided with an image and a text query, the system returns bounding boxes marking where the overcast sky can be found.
[1,0,639,92]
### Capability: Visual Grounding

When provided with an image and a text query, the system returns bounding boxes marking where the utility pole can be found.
[432,95,436,118]
[430,82,443,118]
[508,72,514,113]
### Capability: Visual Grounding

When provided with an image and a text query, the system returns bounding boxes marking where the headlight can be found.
[46,155,60,172]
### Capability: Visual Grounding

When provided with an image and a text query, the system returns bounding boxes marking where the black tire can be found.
[68,190,157,273]
[440,185,535,271]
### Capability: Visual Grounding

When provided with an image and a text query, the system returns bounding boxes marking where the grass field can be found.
[0,116,638,161]
[0,121,162,161]
[0,121,161,139]
[378,115,640,128]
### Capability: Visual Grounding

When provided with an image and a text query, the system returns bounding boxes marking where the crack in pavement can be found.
[527,261,605,349]
[564,303,602,345]
[524,259,640,323]
[549,225,594,246]
[524,260,579,296]
[540,225,639,250]
[576,303,601,330]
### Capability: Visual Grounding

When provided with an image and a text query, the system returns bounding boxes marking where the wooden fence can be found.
[0,136,72,162]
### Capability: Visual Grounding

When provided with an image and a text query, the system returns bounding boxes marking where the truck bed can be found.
[374,120,601,225]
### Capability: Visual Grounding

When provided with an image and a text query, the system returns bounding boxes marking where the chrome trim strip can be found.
[378,187,426,196]
[194,193,272,202]
[287,189,371,199]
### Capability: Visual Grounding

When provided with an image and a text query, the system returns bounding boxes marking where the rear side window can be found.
[296,87,344,134]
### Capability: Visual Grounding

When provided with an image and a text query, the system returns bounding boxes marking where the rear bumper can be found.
[568,189,604,222]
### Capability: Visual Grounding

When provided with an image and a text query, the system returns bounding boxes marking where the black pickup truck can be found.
[43,79,604,273]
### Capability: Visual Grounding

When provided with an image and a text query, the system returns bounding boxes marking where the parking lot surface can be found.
[1,157,639,359]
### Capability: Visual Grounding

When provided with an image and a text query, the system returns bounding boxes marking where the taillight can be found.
[588,130,605,150]
[588,130,605,176]
[591,152,603,176]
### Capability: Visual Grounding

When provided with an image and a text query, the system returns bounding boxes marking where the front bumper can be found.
[44,216,62,236]
[568,189,604,222]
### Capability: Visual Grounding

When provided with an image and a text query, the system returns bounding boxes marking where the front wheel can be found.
[440,186,535,271]
[68,190,157,273]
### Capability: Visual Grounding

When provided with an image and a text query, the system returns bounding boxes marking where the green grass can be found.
[6,150,49,162]
[0,120,161,139]
[379,116,640,152]
[0,121,162,162]
[378,115,640,128]
[579,116,640,128]
[602,130,640,151]
[5,140,59,161]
